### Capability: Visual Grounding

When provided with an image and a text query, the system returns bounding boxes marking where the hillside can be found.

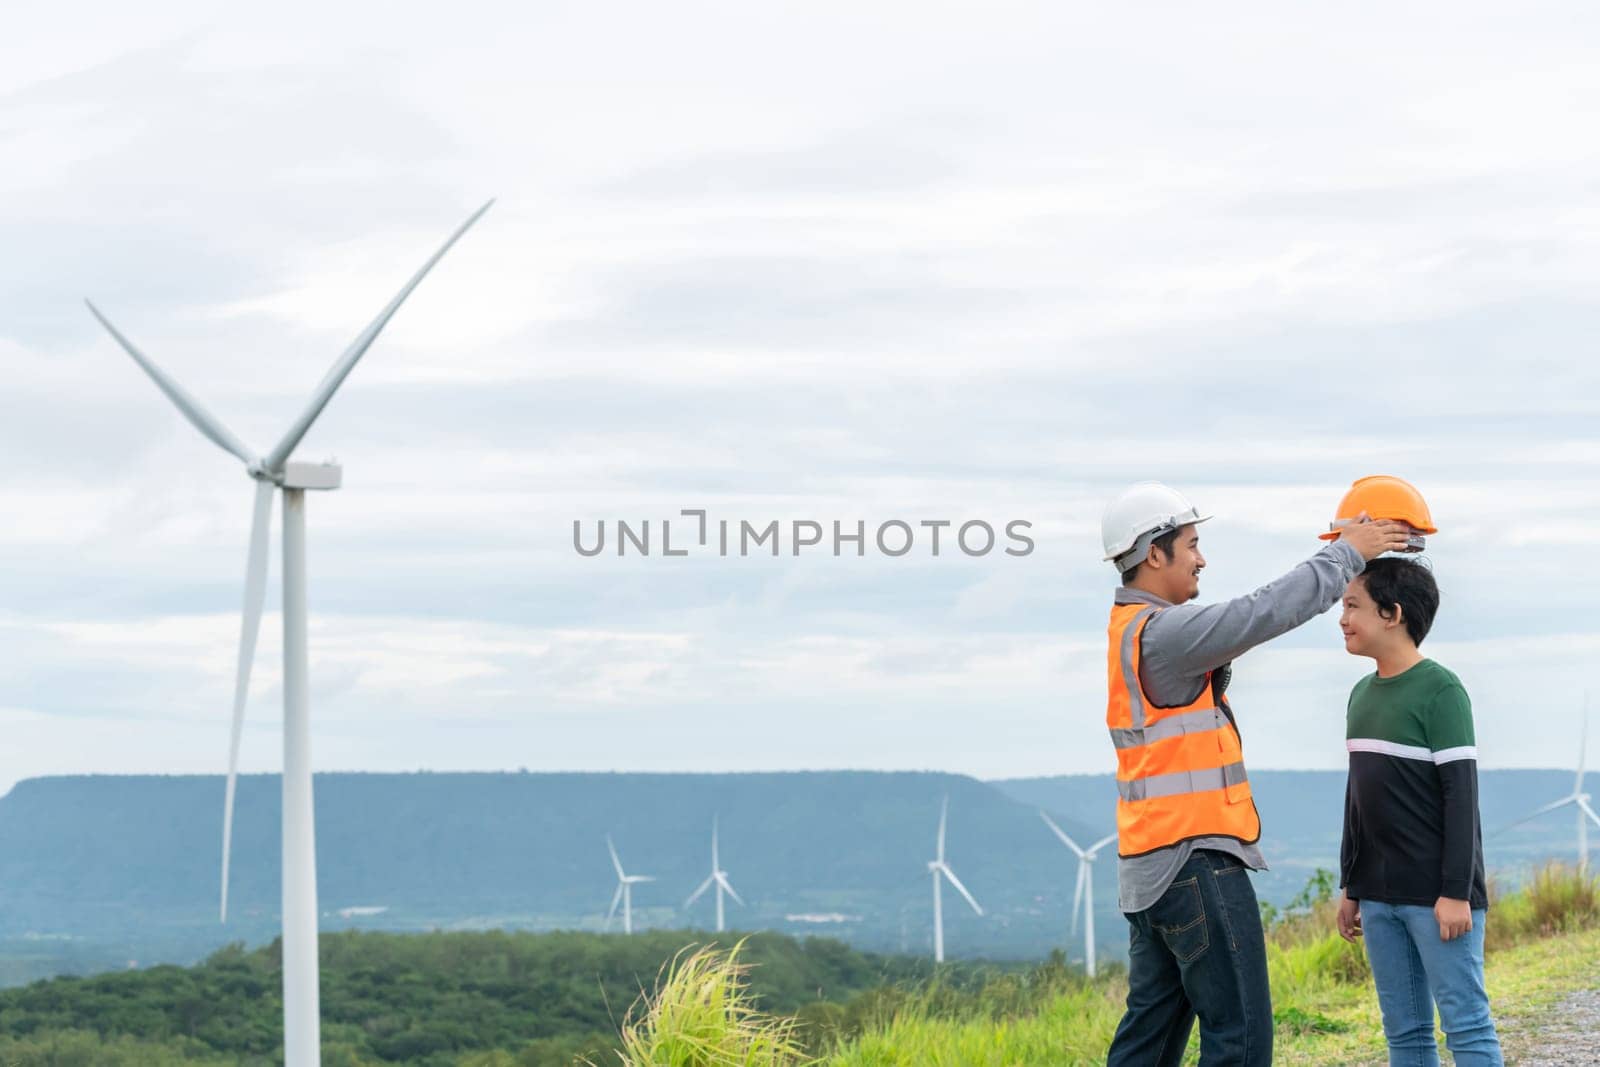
[0,771,1098,977]
[0,769,1585,983]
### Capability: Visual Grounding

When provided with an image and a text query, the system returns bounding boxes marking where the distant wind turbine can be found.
[605,835,655,935]
[86,201,493,1067]
[685,816,743,932]
[1039,811,1116,978]
[927,797,982,963]
[1502,702,1600,870]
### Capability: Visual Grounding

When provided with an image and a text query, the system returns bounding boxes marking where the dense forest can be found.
[0,929,950,1065]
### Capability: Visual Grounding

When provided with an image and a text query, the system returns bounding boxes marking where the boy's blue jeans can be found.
[1360,899,1503,1066]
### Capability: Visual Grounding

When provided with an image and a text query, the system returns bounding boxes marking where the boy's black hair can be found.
[1121,527,1181,586]
[1357,556,1439,646]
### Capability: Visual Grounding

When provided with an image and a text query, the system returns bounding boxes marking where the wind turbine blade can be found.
[1088,833,1118,856]
[1039,810,1085,856]
[712,816,720,870]
[1578,796,1600,829]
[628,875,656,884]
[220,479,274,923]
[717,873,745,907]
[940,865,983,916]
[607,835,625,880]
[85,300,256,465]
[937,796,948,863]
[685,875,715,909]
[1493,795,1578,835]
[607,882,624,922]
[1069,862,1086,937]
[262,201,494,472]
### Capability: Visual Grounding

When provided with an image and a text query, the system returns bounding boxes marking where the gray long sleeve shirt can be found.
[1114,539,1367,912]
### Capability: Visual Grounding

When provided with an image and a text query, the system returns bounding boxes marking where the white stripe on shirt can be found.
[1347,738,1477,764]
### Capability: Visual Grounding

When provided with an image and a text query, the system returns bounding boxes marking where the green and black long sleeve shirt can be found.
[1339,658,1489,909]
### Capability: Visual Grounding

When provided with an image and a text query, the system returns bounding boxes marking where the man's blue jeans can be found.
[1359,899,1502,1066]
[1106,849,1273,1066]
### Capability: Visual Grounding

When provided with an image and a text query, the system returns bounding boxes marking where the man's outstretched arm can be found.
[1144,539,1363,680]
[1138,520,1409,695]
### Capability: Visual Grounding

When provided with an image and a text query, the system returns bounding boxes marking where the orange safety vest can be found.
[1106,602,1261,858]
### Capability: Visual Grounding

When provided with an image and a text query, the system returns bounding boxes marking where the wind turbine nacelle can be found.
[281,462,343,491]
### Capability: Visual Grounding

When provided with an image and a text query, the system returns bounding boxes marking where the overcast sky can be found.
[2,3,1597,793]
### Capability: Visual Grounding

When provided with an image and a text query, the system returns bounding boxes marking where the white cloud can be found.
[1,3,1597,783]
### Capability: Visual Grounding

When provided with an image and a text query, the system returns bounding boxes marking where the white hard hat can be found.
[1101,482,1211,571]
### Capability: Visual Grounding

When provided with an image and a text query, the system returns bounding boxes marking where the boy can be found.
[1335,557,1502,1066]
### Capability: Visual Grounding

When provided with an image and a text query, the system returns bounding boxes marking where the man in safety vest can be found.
[1101,482,1410,1066]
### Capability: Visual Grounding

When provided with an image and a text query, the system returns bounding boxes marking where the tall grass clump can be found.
[1485,861,1600,950]
[1525,860,1600,930]
[596,940,816,1067]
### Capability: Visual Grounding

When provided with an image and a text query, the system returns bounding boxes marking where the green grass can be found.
[610,864,1600,1067]
[824,915,1600,1067]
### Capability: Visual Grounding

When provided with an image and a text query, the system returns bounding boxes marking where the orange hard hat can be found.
[1318,475,1437,541]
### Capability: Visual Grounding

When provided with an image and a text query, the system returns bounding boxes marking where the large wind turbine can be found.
[1502,704,1599,870]
[605,835,655,935]
[1039,811,1116,978]
[86,201,492,1066]
[684,816,743,932]
[927,797,982,963]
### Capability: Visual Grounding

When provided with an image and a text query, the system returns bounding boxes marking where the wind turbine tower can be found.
[685,816,744,932]
[927,797,983,963]
[606,836,655,935]
[87,201,492,1066]
[1039,811,1117,978]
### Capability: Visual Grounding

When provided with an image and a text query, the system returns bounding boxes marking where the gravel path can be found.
[1502,986,1600,1065]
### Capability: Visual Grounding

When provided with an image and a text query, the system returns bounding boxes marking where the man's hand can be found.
[1436,897,1472,941]
[1336,517,1414,561]
[1336,891,1363,943]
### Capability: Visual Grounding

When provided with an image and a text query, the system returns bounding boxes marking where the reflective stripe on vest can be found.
[1116,760,1249,802]
[1108,705,1232,750]
[1106,601,1261,858]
